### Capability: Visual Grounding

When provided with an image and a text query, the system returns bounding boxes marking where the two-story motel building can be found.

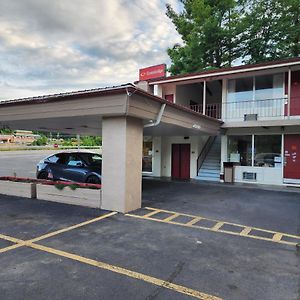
[138,58,300,186]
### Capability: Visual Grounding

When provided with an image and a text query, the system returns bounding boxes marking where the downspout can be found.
[125,85,166,128]
[144,104,166,128]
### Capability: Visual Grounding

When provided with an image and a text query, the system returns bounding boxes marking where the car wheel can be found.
[86,175,101,184]
[37,172,49,180]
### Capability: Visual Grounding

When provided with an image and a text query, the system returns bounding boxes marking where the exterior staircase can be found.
[196,136,221,182]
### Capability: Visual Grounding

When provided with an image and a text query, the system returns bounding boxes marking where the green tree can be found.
[277,0,300,58]
[80,136,102,147]
[166,0,245,75]
[32,135,48,146]
[242,0,300,63]
[0,128,14,135]
[167,0,299,74]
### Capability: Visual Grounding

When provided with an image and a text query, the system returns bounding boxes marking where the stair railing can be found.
[197,136,216,174]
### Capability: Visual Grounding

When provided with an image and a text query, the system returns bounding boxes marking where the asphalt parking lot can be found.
[0,179,299,300]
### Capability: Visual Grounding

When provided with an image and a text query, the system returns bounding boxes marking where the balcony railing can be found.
[190,103,222,119]
[223,97,286,120]
[188,97,299,120]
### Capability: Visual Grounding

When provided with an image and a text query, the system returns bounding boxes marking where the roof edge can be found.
[147,57,300,85]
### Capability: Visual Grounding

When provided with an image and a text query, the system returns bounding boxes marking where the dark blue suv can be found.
[36,152,101,184]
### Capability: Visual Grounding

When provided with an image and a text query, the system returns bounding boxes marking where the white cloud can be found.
[0,0,181,100]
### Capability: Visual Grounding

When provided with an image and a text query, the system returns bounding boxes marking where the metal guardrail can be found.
[223,97,286,120]
[189,97,293,120]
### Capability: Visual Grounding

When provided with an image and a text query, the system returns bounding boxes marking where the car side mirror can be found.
[76,162,84,167]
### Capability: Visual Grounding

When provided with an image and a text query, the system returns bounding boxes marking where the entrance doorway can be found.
[284,134,300,183]
[171,144,190,179]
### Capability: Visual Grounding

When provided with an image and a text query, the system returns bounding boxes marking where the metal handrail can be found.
[189,97,292,119]
[197,136,216,174]
[225,96,287,104]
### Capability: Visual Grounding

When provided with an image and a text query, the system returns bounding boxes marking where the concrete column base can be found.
[102,116,143,213]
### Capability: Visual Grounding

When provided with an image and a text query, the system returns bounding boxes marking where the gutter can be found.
[125,85,166,128]
[149,60,300,85]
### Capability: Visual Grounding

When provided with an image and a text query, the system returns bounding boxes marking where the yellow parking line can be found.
[186,217,202,226]
[0,233,24,244]
[240,227,252,236]
[0,243,24,254]
[127,208,300,246]
[145,207,300,238]
[0,232,223,300]
[29,243,222,300]
[143,210,162,218]
[30,211,117,243]
[210,222,224,231]
[0,212,117,255]
[163,213,180,222]
[272,233,283,242]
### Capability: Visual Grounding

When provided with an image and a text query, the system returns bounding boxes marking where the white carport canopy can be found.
[0,84,221,213]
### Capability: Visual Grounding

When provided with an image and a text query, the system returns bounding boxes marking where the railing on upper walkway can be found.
[190,103,222,119]
[189,97,300,120]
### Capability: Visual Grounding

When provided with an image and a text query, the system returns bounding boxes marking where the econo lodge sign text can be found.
[139,64,166,81]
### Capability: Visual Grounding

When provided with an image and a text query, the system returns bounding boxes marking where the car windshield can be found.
[79,153,102,166]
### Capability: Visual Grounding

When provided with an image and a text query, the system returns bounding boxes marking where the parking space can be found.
[0,180,299,299]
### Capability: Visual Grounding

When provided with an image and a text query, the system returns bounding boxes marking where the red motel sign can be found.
[139,64,166,81]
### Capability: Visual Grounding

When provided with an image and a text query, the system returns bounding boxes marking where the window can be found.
[228,77,253,102]
[66,155,84,167]
[79,153,102,166]
[143,137,153,172]
[47,155,60,163]
[47,153,67,164]
[227,135,282,168]
[255,74,283,101]
[254,135,281,167]
[227,74,284,102]
[228,135,252,166]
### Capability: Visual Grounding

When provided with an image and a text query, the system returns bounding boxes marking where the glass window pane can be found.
[67,155,83,166]
[228,77,253,102]
[254,135,281,167]
[255,74,283,100]
[143,137,152,172]
[256,75,273,90]
[79,153,102,166]
[47,155,60,163]
[228,135,252,166]
[236,77,253,92]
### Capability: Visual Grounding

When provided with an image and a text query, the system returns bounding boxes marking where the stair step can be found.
[203,161,220,165]
[195,176,220,182]
[198,136,221,181]
[198,172,219,177]
[199,168,220,173]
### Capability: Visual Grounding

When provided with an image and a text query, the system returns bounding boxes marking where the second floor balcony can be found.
[189,97,300,122]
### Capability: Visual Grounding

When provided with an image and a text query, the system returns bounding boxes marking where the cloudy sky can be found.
[0,0,181,100]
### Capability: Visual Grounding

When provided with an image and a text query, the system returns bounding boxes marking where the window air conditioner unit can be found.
[243,172,257,181]
[244,114,257,121]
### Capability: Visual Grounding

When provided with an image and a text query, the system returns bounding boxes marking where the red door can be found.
[284,135,300,181]
[290,71,300,116]
[171,144,190,179]
[165,94,174,103]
